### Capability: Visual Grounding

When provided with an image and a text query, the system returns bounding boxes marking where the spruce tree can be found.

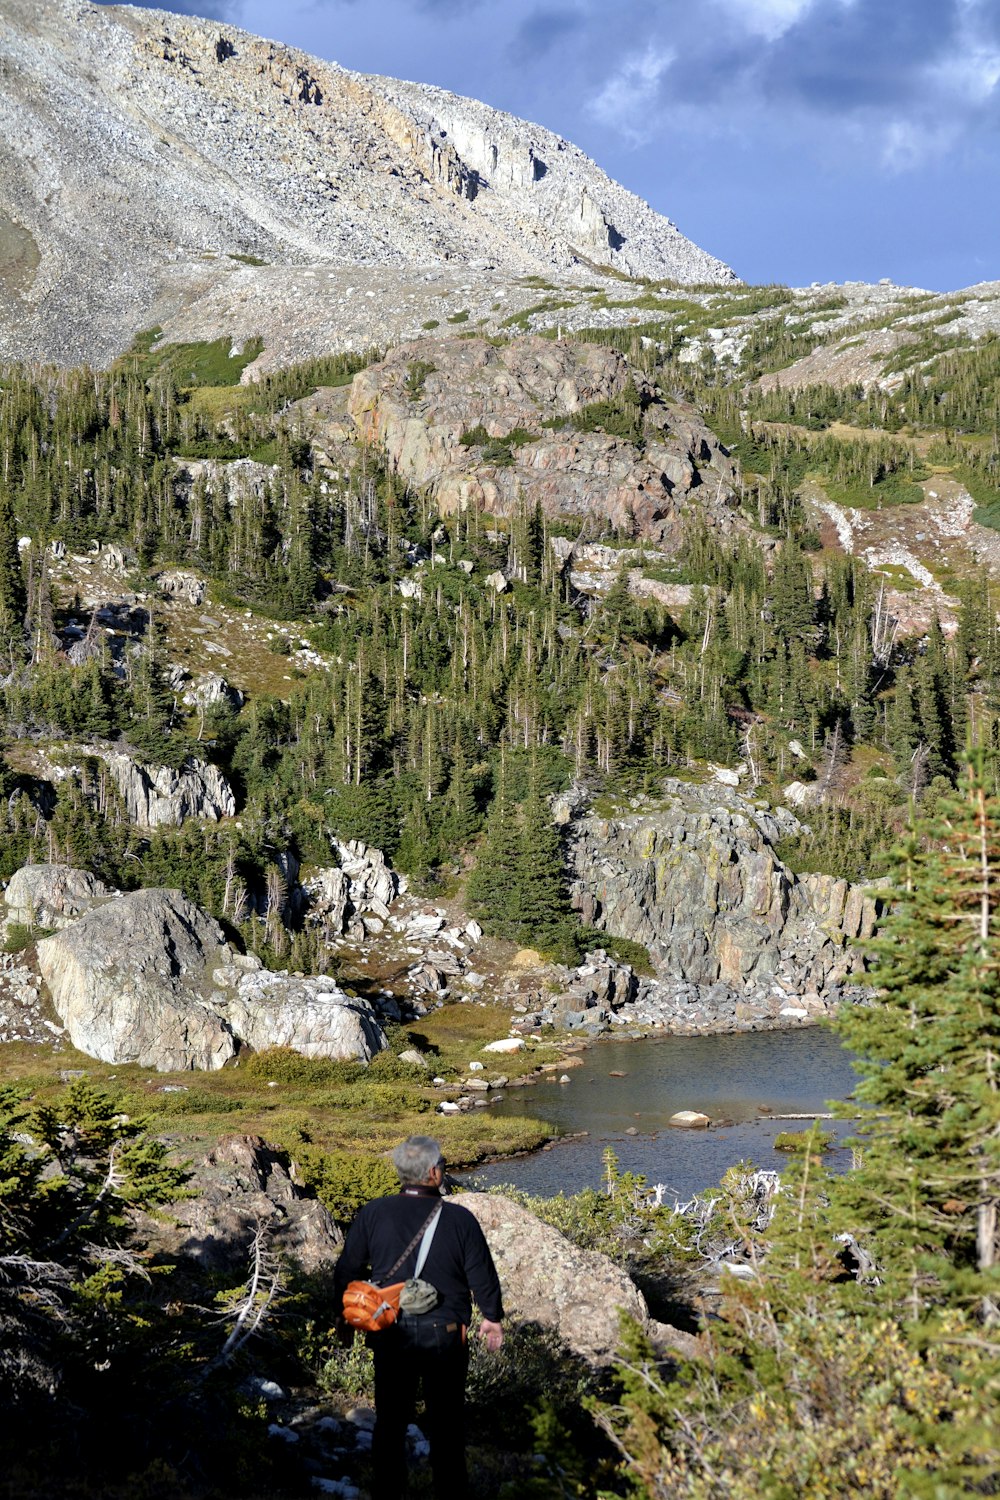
[835,757,1000,1319]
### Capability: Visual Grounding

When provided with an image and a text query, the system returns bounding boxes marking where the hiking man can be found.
[333,1135,504,1499]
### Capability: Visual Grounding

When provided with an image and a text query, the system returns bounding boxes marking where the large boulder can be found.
[36,887,385,1070]
[455,1191,651,1364]
[144,1136,342,1274]
[3,863,113,930]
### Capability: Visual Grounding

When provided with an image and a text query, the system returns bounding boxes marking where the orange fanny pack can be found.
[342,1279,406,1333]
[341,1202,443,1334]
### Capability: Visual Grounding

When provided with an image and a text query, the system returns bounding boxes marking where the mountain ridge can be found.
[0,0,735,366]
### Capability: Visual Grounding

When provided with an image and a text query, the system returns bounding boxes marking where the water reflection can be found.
[460,1026,858,1201]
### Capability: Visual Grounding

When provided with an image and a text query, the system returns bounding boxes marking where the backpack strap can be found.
[412,1203,443,1280]
[386,1201,441,1279]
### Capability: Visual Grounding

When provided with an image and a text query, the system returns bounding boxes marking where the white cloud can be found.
[714,0,815,43]
[879,117,959,172]
[589,43,674,147]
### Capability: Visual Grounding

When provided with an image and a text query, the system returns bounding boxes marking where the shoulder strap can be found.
[412,1203,443,1280]
[386,1201,442,1280]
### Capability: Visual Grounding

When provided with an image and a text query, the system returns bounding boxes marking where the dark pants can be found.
[370,1316,469,1500]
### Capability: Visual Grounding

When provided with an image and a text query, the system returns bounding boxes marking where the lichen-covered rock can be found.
[4,863,113,930]
[565,780,881,1029]
[455,1192,653,1364]
[36,887,385,1070]
[347,337,738,546]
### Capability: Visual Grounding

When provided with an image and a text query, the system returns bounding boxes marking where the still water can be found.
[460,1026,858,1202]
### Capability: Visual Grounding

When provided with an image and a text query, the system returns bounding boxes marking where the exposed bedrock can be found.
[566,781,881,1025]
[35,885,385,1070]
[346,336,739,544]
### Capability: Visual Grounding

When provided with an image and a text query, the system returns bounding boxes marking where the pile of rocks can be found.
[0,952,57,1046]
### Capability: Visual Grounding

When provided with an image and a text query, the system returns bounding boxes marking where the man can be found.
[333,1135,504,1500]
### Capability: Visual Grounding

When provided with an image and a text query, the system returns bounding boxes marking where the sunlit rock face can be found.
[35,885,385,1070]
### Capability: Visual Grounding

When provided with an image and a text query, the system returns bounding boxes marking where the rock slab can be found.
[455,1191,650,1364]
[36,884,384,1070]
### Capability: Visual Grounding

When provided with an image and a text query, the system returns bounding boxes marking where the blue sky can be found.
[101,0,1000,290]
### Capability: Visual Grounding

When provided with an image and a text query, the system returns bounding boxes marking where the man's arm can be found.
[332,1206,373,1304]
[460,1214,504,1349]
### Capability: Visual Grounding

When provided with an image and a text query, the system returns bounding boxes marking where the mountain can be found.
[0,0,736,367]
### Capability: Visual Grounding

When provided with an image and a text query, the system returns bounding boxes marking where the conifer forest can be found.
[0,309,998,1498]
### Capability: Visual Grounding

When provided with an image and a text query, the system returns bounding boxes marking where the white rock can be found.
[712,767,740,787]
[482,1038,525,1053]
[468,1060,485,1071]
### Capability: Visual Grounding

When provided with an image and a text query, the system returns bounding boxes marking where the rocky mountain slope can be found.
[0,0,734,367]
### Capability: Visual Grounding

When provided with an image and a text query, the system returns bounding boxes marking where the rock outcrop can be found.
[565,780,880,1030]
[346,337,738,543]
[3,863,113,930]
[303,839,406,940]
[103,753,237,829]
[35,885,385,1070]
[456,1191,692,1364]
[143,1136,341,1274]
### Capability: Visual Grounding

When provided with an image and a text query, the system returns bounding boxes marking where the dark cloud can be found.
[758,0,965,109]
[509,8,585,64]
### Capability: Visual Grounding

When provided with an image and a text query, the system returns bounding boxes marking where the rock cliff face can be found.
[347,336,738,541]
[103,753,236,829]
[566,781,880,1030]
[0,0,734,366]
[35,884,385,1070]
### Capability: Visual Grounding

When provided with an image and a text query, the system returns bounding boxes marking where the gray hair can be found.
[392,1135,443,1185]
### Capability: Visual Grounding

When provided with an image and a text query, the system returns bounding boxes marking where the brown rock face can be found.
[346,337,738,544]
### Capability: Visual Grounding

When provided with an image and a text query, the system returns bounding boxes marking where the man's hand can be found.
[479,1319,503,1352]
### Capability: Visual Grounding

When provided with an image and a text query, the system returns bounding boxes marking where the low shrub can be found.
[298,1146,399,1222]
[241,1048,362,1086]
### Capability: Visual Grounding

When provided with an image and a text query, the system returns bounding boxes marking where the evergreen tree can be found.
[0,488,26,672]
[836,757,1000,1318]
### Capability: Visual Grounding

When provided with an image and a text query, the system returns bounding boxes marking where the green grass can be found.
[822,473,926,511]
[117,330,265,388]
[0,1003,563,1169]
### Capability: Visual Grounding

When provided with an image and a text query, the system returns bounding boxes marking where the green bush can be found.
[773,1127,834,1153]
[241,1048,362,1086]
[2,921,53,953]
[297,1147,399,1222]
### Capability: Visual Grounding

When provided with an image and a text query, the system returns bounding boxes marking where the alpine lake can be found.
[459,1025,858,1200]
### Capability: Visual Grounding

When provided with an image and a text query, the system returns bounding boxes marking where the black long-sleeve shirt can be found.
[333,1185,504,1326]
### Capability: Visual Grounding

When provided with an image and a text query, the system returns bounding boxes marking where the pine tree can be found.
[0,488,26,673]
[835,757,1000,1319]
[465,763,523,939]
